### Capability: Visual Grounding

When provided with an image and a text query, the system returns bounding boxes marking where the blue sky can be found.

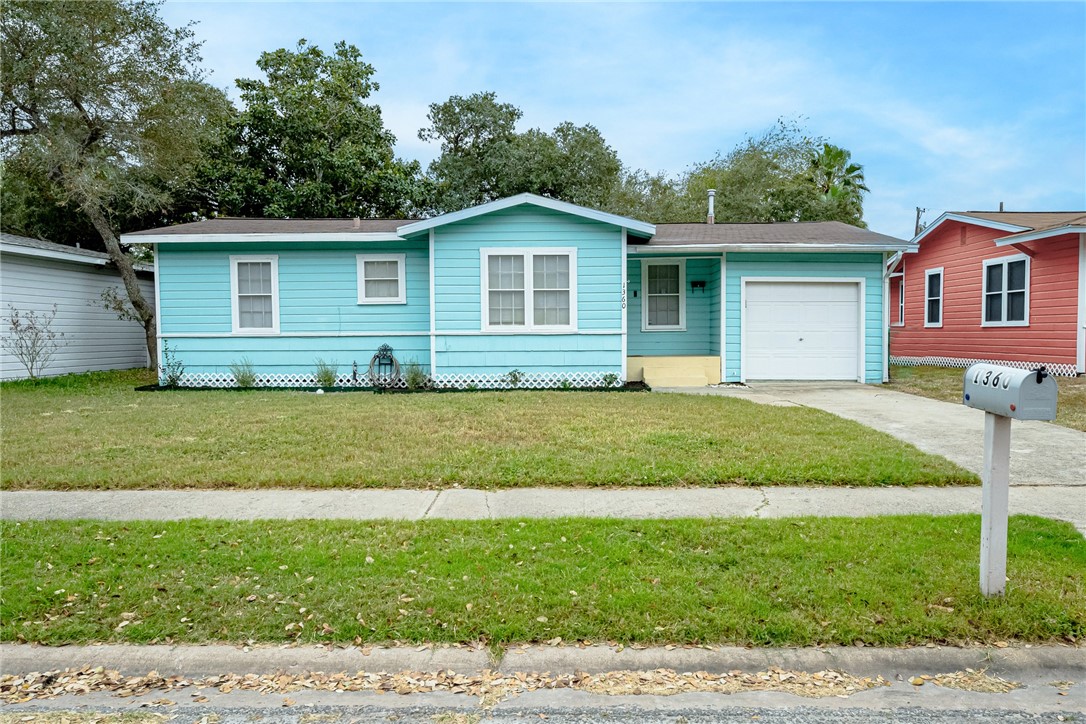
[162,1,1085,238]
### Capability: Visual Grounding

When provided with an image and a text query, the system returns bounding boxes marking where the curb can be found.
[3,643,1082,679]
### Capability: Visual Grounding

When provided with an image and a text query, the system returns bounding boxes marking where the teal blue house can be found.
[126,194,909,388]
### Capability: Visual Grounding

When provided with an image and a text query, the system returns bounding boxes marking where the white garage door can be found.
[743,281,861,381]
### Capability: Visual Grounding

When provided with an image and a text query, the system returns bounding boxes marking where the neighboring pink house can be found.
[889,211,1086,376]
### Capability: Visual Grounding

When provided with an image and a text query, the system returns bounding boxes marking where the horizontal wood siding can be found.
[435,334,621,375]
[891,225,1078,365]
[724,252,885,383]
[165,335,431,375]
[432,206,623,332]
[626,255,720,356]
[0,253,153,380]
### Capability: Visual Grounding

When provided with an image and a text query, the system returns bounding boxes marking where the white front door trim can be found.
[740,276,866,383]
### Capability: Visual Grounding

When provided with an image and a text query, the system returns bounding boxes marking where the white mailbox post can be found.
[962,364,1058,597]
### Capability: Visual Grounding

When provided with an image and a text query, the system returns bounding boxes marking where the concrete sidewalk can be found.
[659,383,1086,488]
[3,485,1084,533]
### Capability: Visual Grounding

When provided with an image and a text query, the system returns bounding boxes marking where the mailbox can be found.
[962,363,1058,421]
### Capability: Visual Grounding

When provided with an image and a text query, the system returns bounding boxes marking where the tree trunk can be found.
[83,203,158,370]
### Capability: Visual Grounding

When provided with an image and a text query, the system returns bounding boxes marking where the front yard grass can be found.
[0,370,974,489]
[888,365,1086,432]
[2,516,1082,647]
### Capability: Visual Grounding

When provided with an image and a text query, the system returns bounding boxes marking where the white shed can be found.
[0,232,155,380]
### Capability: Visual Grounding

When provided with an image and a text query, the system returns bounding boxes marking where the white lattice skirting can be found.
[170,371,623,389]
[890,355,1079,377]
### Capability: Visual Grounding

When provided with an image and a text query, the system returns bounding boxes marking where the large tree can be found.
[192,40,423,219]
[1,0,231,368]
[420,91,621,214]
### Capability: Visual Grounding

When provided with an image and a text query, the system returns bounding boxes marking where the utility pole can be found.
[914,207,926,236]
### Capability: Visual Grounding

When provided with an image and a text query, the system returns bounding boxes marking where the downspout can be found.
[882,251,892,383]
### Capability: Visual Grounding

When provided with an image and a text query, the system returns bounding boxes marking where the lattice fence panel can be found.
[890,355,1078,377]
[433,371,622,390]
[174,372,406,388]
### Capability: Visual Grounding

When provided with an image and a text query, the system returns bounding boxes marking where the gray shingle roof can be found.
[0,232,114,260]
[645,221,906,247]
[956,211,1086,232]
[127,217,410,236]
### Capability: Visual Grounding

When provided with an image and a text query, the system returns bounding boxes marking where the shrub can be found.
[160,341,185,387]
[229,358,257,388]
[404,360,431,391]
[602,372,619,388]
[504,369,524,388]
[314,359,338,388]
[3,304,65,380]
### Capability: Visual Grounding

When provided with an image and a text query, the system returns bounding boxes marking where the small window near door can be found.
[982,256,1029,326]
[642,260,685,331]
[357,254,406,304]
[924,268,943,328]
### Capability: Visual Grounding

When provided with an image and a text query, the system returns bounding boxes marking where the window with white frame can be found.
[924,268,943,328]
[982,255,1029,326]
[642,259,685,331]
[481,248,576,331]
[896,274,905,326]
[231,256,279,334]
[357,254,406,304]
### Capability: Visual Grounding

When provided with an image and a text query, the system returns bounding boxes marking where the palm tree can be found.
[808,143,869,227]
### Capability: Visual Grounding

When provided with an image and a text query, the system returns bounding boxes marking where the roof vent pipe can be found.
[999,201,1004,212]
[707,189,716,225]
[353,217,361,229]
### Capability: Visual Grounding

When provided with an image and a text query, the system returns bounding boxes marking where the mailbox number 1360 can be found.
[973,369,1011,390]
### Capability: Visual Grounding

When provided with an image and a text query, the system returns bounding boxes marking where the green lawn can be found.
[887,365,1086,432]
[0,370,974,489]
[3,516,1082,647]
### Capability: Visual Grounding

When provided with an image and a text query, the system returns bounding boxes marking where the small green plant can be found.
[602,372,619,389]
[229,358,257,388]
[504,369,524,388]
[558,379,573,390]
[3,304,65,379]
[466,383,478,391]
[314,359,338,388]
[404,359,431,391]
[160,341,185,387]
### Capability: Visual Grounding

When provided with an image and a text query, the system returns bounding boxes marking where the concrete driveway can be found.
[662,382,1086,488]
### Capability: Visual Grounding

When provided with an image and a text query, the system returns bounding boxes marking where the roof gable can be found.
[910,211,1086,248]
[397,193,656,237]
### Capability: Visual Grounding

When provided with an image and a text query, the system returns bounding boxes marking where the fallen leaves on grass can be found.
[930,669,1020,693]
[0,666,886,706]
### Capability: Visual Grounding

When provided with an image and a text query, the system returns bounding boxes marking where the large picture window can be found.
[642,259,686,331]
[924,267,943,328]
[357,253,406,304]
[481,248,577,331]
[231,255,279,334]
[982,255,1029,326]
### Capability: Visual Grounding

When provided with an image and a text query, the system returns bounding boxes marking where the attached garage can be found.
[741,278,864,381]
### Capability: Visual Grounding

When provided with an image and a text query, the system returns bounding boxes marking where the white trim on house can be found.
[160,329,622,339]
[620,228,628,382]
[719,253,727,382]
[123,232,404,244]
[229,255,280,335]
[980,254,1030,327]
[738,276,866,384]
[910,212,1030,245]
[640,258,686,332]
[992,225,1086,246]
[356,253,407,305]
[1077,234,1085,374]
[882,252,891,383]
[924,267,944,328]
[479,247,579,333]
[429,229,437,377]
[888,271,905,327]
[153,243,163,371]
[399,193,656,237]
[628,242,910,254]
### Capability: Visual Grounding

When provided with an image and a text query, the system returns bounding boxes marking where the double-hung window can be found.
[481,248,576,331]
[924,267,943,328]
[357,254,406,304]
[642,259,685,331]
[231,255,279,334]
[982,255,1029,326]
